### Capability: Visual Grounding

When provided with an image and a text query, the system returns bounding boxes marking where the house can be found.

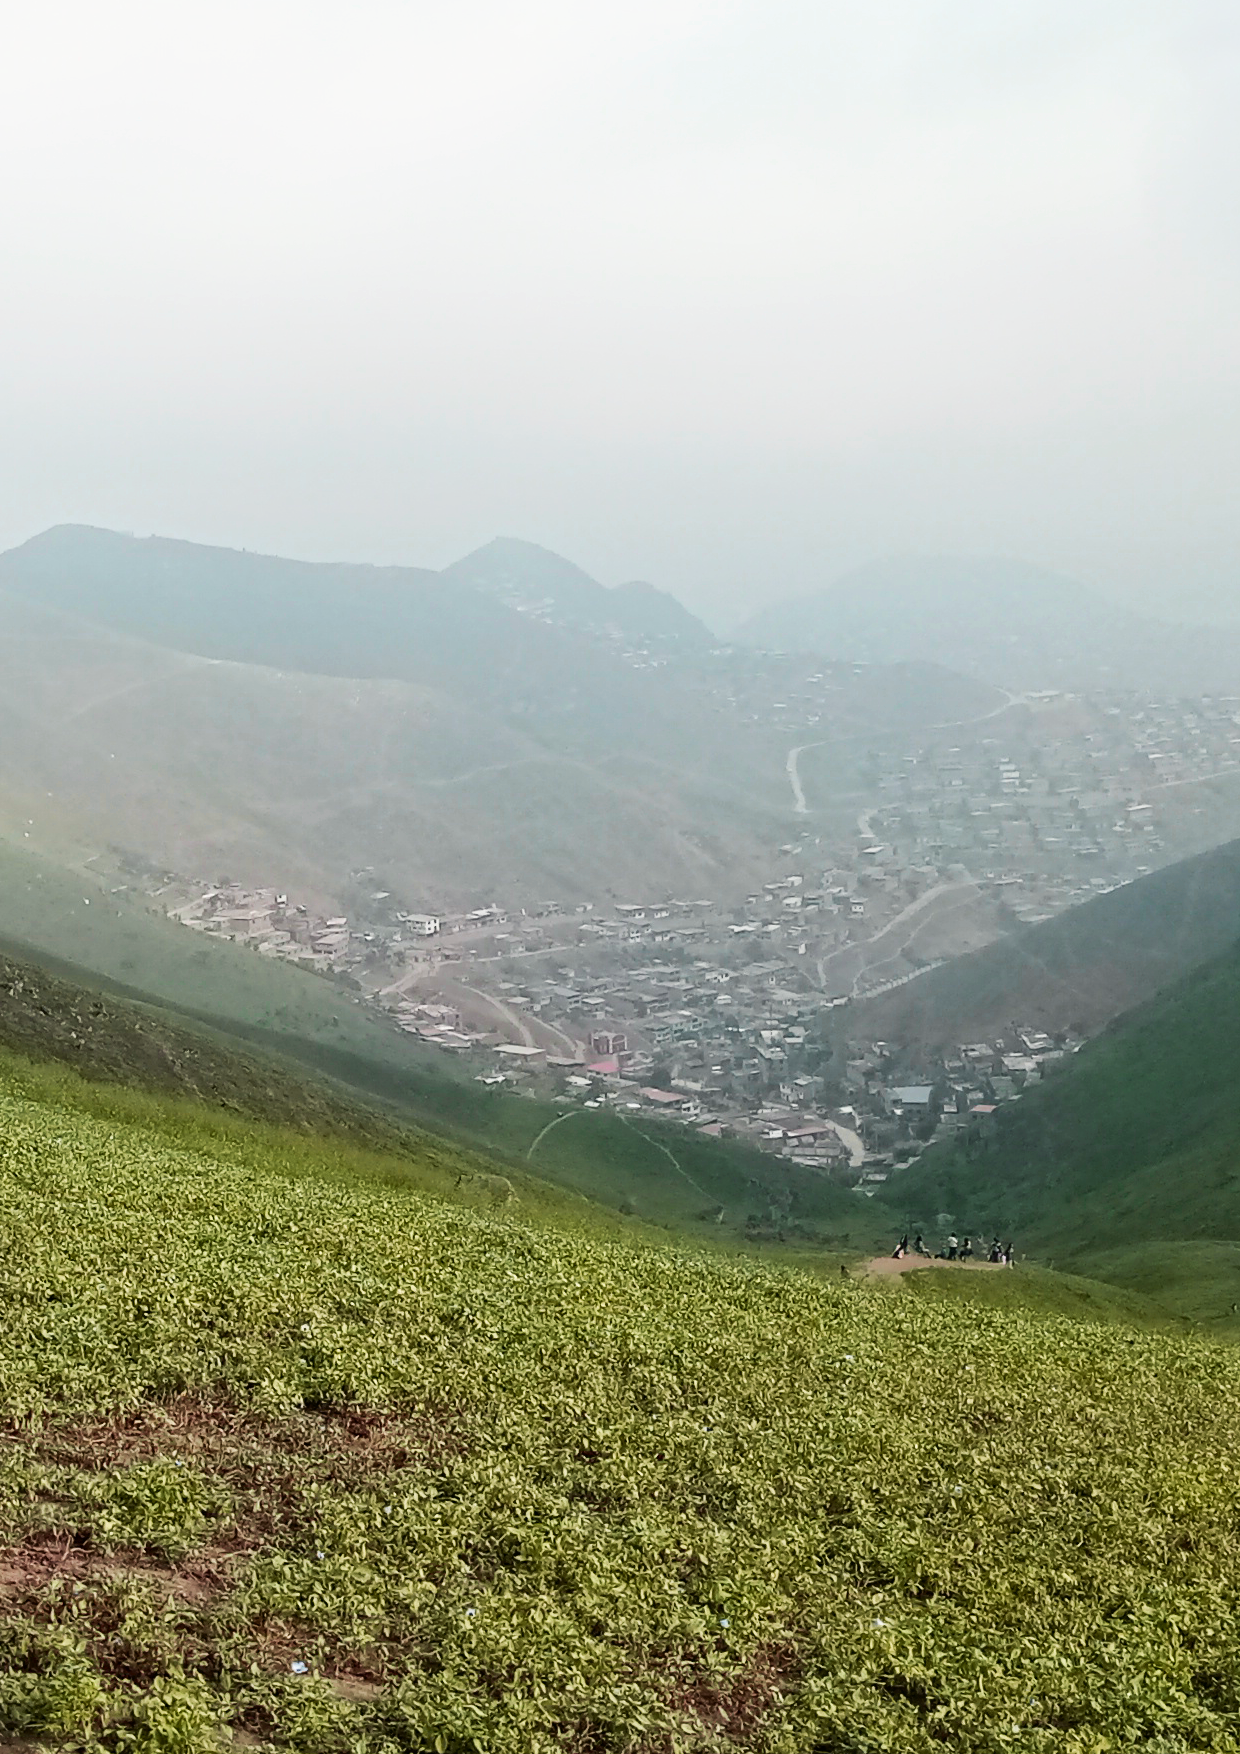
[890,1086,934,1109]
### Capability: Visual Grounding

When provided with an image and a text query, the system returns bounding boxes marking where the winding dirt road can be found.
[786,741,827,814]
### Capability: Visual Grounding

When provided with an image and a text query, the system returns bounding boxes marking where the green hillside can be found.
[2,1057,1240,1748]
[851,833,1240,1050]
[883,934,1240,1306]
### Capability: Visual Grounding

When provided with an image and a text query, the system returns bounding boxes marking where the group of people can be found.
[892,1232,1015,1266]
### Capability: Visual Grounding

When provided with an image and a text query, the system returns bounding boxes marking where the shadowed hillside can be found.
[850,834,1240,1049]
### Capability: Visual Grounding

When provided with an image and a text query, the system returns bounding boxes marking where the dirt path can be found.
[614,1111,713,1203]
[786,741,826,814]
[864,1255,1005,1277]
[527,1110,581,1159]
[454,983,534,1048]
[816,879,978,994]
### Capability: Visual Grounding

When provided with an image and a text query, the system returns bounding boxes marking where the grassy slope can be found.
[0,839,874,1246]
[882,935,1240,1311]
[2,1062,1240,1749]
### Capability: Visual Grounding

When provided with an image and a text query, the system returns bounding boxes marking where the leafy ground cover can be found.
[1,1078,1240,1749]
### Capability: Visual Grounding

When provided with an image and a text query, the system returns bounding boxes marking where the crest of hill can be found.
[0,524,711,680]
[849,835,1240,1050]
[736,554,1240,693]
[0,527,1008,910]
[440,536,713,645]
[0,524,613,698]
[884,931,1240,1294]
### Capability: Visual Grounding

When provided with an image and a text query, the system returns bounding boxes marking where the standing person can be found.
[946,1233,959,1261]
[988,1237,1002,1263]
[1002,1241,1015,1267]
[960,1236,974,1262]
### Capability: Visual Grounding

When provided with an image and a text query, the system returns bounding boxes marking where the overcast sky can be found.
[2,1,1239,629]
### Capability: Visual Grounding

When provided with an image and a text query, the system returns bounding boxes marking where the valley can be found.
[4,527,1240,1747]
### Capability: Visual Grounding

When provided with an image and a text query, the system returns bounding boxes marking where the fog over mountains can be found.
[738,556,1240,694]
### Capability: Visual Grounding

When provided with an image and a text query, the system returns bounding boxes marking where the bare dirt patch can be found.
[651,1641,800,1748]
[865,1255,1006,1278]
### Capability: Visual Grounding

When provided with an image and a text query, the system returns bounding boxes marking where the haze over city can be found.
[4,0,1240,627]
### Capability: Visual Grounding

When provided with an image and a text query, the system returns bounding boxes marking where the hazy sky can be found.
[2,1,1239,629]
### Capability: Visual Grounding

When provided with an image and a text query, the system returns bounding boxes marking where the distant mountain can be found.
[441,537,713,646]
[737,555,1240,694]
[850,836,1240,1050]
[885,931,1240,1272]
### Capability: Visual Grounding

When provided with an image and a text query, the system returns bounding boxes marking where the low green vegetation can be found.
[897,1260,1186,1333]
[1,1066,1240,1748]
[0,837,443,1080]
[1068,1243,1240,1340]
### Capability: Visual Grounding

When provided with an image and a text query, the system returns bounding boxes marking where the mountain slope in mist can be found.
[737,555,1240,693]
[851,835,1240,1051]
[0,526,1008,909]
